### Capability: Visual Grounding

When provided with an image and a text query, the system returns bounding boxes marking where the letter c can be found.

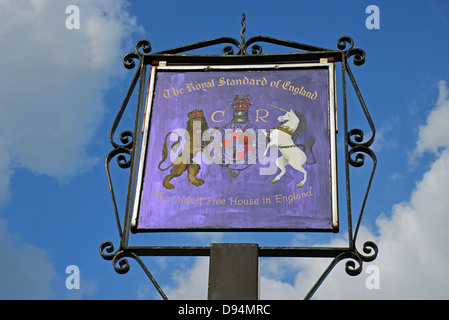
[211,110,225,123]
[264,305,270,314]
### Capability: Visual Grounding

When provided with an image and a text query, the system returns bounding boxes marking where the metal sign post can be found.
[208,243,259,300]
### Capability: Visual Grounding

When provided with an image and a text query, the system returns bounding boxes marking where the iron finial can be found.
[240,13,246,46]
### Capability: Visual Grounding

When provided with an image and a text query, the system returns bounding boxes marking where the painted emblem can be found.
[158,109,215,189]
[218,95,259,177]
[263,104,316,188]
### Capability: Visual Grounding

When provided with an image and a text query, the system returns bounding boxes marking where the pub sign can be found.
[131,62,338,232]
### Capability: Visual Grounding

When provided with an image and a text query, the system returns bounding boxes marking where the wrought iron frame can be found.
[100,15,378,300]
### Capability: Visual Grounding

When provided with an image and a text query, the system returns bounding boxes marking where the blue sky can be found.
[1,0,449,299]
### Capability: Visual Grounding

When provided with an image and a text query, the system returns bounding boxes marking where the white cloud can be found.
[415,80,449,156]
[260,80,449,300]
[163,257,210,300]
[0,218,55,299]
[163,80,449,300]
[0,0,143,298]
[0,0,143,205]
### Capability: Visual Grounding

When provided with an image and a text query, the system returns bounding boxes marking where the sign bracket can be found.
[100,14,377,300]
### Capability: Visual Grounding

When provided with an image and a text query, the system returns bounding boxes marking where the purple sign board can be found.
[131,63,338,232]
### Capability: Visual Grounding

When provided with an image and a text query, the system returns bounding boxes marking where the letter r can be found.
[255,109,269,122]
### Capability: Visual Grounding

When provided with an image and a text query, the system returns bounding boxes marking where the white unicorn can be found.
[262,105,315,188]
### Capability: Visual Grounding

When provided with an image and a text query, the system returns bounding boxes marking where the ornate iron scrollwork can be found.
[100,15,378,300]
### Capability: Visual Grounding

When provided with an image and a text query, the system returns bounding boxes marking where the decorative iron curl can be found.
[123,40,152,69]
[123,52,140,70]
[342,252,364,276]
[99,242,133,275]
[337,36,366,66]
[337,35,354,51]
[108,147,132,169]
[348,128,367,147]
[112,250,131,275]
[110,130,133,150]
[349,148,367,168]
[105,146,133,239]
[344,241,378,276]
[335,242,378,277]
[305,245,377,299]
[135,39,152,55]
[222,45,235,55]
[119,130,134,149]
[347,48,366,66]
[225,42,263,56]
[348,146,375,169]
[100,243,131,276]
[99,241,116,261]
[250,44,263,55]
[358,241,378,262]
[100,242,168,299]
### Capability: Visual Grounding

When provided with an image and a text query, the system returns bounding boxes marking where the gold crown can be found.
[231,95,251,110]
[188,109,204,119]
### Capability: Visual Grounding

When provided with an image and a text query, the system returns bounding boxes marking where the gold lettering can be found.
[211,110,225,123]
[163,89,171,99]
[255,109,269,122]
